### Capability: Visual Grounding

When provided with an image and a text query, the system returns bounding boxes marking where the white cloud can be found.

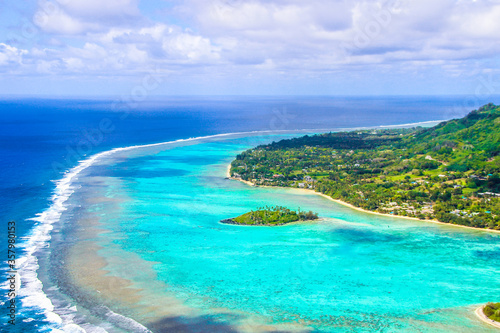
[190,0,353,33]
[0,43,27,67]
[34,6,92,35]
[162,32,220,62]
[21,23,220,75]
[36,59,62,74]
[174,0,500,67]
[34,0,141,34]
[63,57,85,71]
[450,2,500,38]
[56,0,139,18]
[4,0,500,86]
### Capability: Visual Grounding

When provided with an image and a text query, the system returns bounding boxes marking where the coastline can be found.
[475,306,500,329]
[25,124,496,331]
[227,165,500,234]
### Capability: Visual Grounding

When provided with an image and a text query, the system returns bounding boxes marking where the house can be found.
[298,183,305,188]
[304,175,313,182]
[479,192,500,197]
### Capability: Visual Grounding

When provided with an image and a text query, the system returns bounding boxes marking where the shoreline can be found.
[227,165,500,234]
[475,306,500,329]
[25,123,494,331]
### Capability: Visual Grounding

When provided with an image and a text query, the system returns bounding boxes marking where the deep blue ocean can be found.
[0,96,498,332]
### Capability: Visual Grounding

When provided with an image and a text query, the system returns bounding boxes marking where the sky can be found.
[1,0,500,96]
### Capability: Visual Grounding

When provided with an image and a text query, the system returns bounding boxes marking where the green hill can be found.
[230,104,500,230]
[410,103,500,176]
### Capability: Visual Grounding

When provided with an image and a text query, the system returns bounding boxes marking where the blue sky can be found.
[1,0,500,96]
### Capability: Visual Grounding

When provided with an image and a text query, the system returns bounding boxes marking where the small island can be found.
[221,206,319,226]
[476,303,500,329]
[484,303,500,322]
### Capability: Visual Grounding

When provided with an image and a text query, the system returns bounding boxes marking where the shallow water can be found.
[51,134,500,332]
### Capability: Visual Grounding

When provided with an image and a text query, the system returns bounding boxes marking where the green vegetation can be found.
[230,103,500,230]
[221,206,319,226]
[483,303,500,322]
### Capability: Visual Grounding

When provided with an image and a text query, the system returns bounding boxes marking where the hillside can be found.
[230,104,500,230]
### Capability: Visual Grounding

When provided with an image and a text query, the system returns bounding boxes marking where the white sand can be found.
[475,306,500,329]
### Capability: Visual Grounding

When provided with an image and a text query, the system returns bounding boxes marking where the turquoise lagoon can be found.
[58,134,500,332]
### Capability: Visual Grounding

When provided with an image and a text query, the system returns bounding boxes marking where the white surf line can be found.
[304,119,448,133]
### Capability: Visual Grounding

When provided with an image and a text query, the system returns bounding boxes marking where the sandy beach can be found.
[227,164,500,234]
[475,306,500,329]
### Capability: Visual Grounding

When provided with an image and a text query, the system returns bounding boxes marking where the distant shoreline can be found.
[227,164,500,234]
